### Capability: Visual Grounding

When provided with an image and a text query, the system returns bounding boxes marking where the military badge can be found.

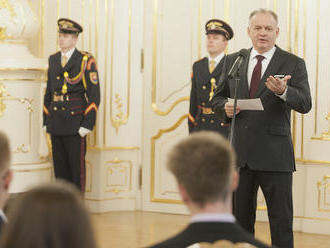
[89,72,98,85]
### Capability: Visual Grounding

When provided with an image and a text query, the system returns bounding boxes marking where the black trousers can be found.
[51,134,86,192]
[235,166,293,248]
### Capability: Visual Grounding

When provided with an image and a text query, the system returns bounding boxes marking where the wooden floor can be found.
[91,211,330,248]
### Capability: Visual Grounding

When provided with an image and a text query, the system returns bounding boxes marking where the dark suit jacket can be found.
[212,46,311,172]
[148,222,271,248]
[189,57,229,137]
[43,49,100,135]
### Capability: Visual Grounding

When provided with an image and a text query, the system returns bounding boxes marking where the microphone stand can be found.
[229,69,241,146]
[229,69,241,215]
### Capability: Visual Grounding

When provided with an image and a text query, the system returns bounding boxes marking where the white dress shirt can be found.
[247,46,287,100]
[208,52,225,69]
[0,209,7,223]
[190,213,235,223]
[61,47,76,64]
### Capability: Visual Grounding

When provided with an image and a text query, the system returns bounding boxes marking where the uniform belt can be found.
[53,94,83,102]
[201,107,214,115]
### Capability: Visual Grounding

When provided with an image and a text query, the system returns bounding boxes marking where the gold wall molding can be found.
[317,175,330,212]
[0,78,46,82]
[13,159,48,166]
[12,167,51,173]
[150,114,188,204]
[85,161,93,193]
[109,0,132,133]
[0,83,33,154]
[105,157,132,194]
[88,146,139,151]
[0,68,46,72]
[102,0,110,145]
[313,0,320,135]
[151,0,192,116]
[311,113,330,141]
[85,196,136,202]
[151,96,189,116]
[296,159,330,166]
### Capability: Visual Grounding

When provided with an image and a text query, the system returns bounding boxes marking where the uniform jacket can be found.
[43,49,100,135]
[188,57,228,137]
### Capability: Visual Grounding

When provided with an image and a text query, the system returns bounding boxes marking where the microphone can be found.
[227,49,247,79]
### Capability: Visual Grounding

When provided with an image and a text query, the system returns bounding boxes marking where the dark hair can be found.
[0,181,97,248]
[167,131,236,207]
[0,131,10,174]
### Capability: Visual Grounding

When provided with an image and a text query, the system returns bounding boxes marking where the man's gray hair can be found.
[249,8,278,25]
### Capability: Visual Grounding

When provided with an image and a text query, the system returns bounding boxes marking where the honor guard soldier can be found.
[43,18,100,192]
[188,19,233,137]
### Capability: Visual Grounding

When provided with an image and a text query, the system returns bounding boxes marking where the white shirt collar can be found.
[0,209,7,222]
[250,46,276,61]
[190,213,235,223]
[208,52,225,65]
[61,47,76,60]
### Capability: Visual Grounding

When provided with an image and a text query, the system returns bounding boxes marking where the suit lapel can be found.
[239,48,251,98]
[63,48,80,72]
[255,46,286,97]
[205,56,226,84]
[53,52,64,75]
[199,57,210,83]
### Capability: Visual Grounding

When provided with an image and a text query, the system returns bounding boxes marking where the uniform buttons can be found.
[53,106,58,111]
[211,111,215,114]
[71,111,74,115]
[210,120,214,124]
[202,85,207,90]
[201,102,205,106]
[221,122,224,126]
[56,76,60,80]
[201,118,206,122]
[62,107,65,111]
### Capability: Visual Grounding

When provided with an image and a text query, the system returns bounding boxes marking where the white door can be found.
[142,0,205,213]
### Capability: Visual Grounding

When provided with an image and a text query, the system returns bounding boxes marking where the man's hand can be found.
[265,75,291,95]
[224,101,241,118]
[78,127,91,137]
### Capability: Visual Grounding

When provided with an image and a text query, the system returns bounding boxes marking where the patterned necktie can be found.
[209,60,215,73]
[61,55,68,67]
[249,55,265,98]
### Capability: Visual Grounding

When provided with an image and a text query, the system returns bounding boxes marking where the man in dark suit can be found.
[149,131,271,248]
[212,9,312,248]
[43,18,100,192]
[0,131,13,234]
[188,19,233,137]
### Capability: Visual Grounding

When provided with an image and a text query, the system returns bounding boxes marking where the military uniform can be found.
[43,19,100,192]
[188,56,228,137]
[188,19,233,137]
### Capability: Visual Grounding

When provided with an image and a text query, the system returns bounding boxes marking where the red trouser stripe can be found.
[80,137,86,193]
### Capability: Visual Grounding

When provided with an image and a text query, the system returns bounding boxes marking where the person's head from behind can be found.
[0,131,13,210]
[168,131,238,213]
[0,180,97,248]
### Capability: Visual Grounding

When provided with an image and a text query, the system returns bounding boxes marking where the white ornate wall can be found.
[4,0,330,235]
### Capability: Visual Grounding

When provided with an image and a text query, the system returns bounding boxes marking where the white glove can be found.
[78,127,91,137]
[43,126,47,132]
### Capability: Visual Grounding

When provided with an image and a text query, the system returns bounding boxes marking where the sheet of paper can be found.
[228,98,264,111]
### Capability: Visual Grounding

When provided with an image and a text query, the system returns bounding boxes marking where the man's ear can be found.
[231,169,239,192]
[178,184,190,204]
[4,170,13,191]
